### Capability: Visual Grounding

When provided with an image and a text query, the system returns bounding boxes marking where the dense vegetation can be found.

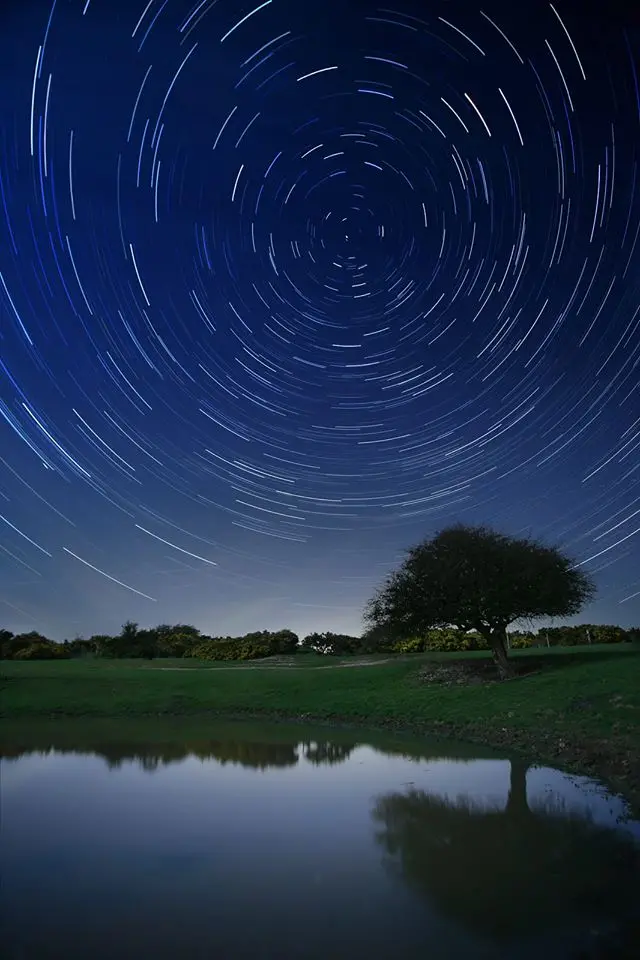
[1,621,638,661]
[0,623,298,661]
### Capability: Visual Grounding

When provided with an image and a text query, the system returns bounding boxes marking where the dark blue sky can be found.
[0,0,638,641]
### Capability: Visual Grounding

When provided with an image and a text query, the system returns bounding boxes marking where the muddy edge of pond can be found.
[260,711,640,817]
[21,707,637,820]
[255,711,640,817]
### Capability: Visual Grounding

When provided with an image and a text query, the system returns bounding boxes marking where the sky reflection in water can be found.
[2,722,639,960]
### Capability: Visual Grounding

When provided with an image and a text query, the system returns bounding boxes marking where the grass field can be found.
[2,644,639,811]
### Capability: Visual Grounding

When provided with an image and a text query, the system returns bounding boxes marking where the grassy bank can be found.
[2,645,639,813]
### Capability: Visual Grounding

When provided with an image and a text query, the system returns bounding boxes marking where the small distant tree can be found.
[90,634,116,657]
[96,621,142,658]
[134,628,157,659]
[301,632,361,656]
[121,620,139,643]
[364,524,596,678]
[117,620,146,658]
[66,636,96,658]
[269,629,299,654]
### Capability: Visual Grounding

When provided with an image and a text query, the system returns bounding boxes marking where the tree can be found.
[120,620,139,644]
[364,524,596,678]
[66,637,96,658]
[372,776,639,946]
[134,628,158,659]
[89,634,115,657]
[301,631,362,655]
[113,620,155,658]
[268,629,299,654]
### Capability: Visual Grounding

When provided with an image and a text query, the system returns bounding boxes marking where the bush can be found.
[543,624,633,646]
[1,632,70,660]
[12,641,69,660]
[390,628,537,653]
[509,631,536,649]
[190,629,299,662]
[404,629,489,653]
[390,636,427,654]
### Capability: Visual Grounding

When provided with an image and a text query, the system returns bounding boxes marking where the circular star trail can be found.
[0,0,639,635]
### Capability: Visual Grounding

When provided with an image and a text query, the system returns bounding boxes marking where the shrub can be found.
[12,641,68,660]
[389,628,536,653]
[544,624,633,646]
[190,629,299,661]
[420,629,489,653]
[509,631,536,649]
[390,636,426,654]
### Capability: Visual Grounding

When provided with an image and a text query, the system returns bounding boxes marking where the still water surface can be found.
[2,720,639,959]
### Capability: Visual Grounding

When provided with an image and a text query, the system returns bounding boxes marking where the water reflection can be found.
[2,723,639,960]
[302,740,355,766]
[0,736,357,770]
[372,759,640,951]
[3,722,498,772]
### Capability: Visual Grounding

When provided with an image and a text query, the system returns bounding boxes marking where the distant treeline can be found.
[0,623,298,661]
[1,622,639,661]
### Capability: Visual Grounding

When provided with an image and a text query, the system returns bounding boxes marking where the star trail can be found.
[0,0,638,640]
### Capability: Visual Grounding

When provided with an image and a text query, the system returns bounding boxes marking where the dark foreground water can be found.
[1,720,639,960]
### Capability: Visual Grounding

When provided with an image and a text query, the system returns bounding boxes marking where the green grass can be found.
[35,643,629,670]
[2,646,638,730]
[2,645,639,811]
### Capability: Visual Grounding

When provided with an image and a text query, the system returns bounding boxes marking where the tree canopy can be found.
[364,523,596,676]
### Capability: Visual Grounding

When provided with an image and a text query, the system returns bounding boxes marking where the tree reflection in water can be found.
[0,738,356,771]
[4,735,639,952]
[372,761,639,953]
[301,741,354,766]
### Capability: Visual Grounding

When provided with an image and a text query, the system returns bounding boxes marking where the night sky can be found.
[0,0,639,642]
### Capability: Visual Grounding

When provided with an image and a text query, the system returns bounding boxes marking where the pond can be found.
[2,719,639,959]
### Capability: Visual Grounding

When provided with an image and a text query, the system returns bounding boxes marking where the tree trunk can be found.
[506,760,530,818]
[489,627,515,679]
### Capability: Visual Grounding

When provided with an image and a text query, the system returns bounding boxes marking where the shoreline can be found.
[3,705,638,818]
[3,648,638,817]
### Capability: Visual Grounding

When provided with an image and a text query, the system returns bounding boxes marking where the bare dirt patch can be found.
[418,659,540,687]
